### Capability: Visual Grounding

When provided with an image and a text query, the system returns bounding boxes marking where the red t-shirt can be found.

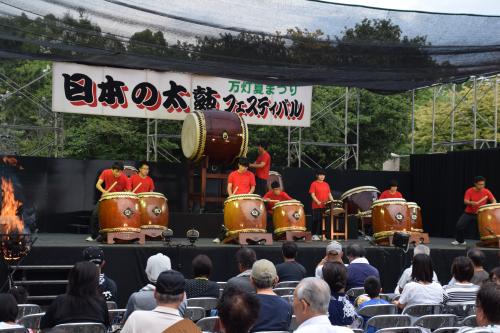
[130,174,155,193]
[254,151,271,180]
[464,187,495,214]
[263,190,293,214]
[98,169,130,193]
[379,190,403,199]
[228,170,256,195]
[309,180,331,209]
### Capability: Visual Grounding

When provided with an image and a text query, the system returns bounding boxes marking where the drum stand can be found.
[477,237,500,248]
[104,232,145,245]
[188,158,228,212]
[322,204,348,240]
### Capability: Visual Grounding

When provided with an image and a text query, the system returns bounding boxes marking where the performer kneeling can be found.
[379,179,404,199]
[308,169,334,241]
[263,181,293,233]
[453,176,496,246]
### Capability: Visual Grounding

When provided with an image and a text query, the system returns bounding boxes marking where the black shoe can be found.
[95,235,104,242]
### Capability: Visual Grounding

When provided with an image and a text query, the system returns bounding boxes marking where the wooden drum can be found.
[267,171,284,191]
[137,192,169,231]
[224,194,266,237]
[477,203,500,243]
[272,200,306,235]
[407,202,423,232]
[99,192,141,233]
[371,198,410,240]
[341,186,380,216]
[324,200,345,216]
[181,109,248,165]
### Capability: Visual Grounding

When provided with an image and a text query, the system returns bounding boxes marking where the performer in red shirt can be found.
[89,162,131,242]
[379,180,404,199]
[308,170,334,241]
[250,142,271,195]
[227,157,256,195]
[263,181,293,233]
[453,176,496,245]
[130,161,155,193]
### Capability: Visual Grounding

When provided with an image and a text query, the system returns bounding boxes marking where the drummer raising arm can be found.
[309,169,334,241]
[227,157,256,195]
[452,176,496,246]
[249,142,271,196]
[379,180,404,199]
[130,161,155,193]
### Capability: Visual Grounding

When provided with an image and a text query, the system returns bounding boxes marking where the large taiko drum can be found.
[341,186,380,216]
[267,171,284,191]
[477,203,500,243]
[407,202,423,232]
[371,198,410,240]
[98,192,141,233]
[272,200,306,235]
[224,194,266,238]
[181,109,248,165]
[137,192,169,231]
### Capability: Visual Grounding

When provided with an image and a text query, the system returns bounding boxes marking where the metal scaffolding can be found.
[146,118,181,162]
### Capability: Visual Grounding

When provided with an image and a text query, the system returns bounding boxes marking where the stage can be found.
[5,233,499,308]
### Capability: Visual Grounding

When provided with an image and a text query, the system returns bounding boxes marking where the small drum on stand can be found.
[477,203,500,247]
[324,200,344,216]
[99,192,143,244]
[267,171,284,191]
[323,200,347,240]
[123,165,138,178]
[272,200,306,238]
[407,202,423,232]
[341,186,380,235]
[371,198,410,245]
[137,192,169,238]
[223,194,266,243]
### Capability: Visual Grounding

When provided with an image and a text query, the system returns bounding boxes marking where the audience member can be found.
[121,270,185,333]
[315,241,344,278]
[250,259,292,332]
[40,261,109,329]
[345,244,379,291]
[185,254,219,298]
[489,267,500,285]
[218,287,260,333]
[394,254,444,309]
[458,282,500,333]
[124,253,172,320]
[395,244,439,293]
[444,256,479,305]
[276,241,307,282]
[293,277,352,333]
[83,246,118,302]
[468,248,490,285]
[358,276,390,309]
[0,293,25,329]
[226,247,257,293]
[322,262,358,327]
[7,286,28,304]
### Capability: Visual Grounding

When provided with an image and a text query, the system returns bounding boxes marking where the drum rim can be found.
[406,202,420,208]
[268,171,281,176]
[274,226,307,234]
[272,200,304,209]
[99,192,138,201]
[140,225,167,230]
[224,194,263,204]
[371,198,407,207]
[226,228,267,236]
[236,113,249,162]
[478,203,500,211]
[340,186,380,200]
[100,227,141,233]
[137,192,167,200]
[181,111,202,160]
[373,230,410,240]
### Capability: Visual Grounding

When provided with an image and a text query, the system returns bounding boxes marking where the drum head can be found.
[181,113,201,160]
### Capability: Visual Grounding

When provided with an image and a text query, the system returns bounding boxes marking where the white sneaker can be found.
[212,238,220,243]
[451,240,466,245]
[85,236,95,242]
[312,235,320,241]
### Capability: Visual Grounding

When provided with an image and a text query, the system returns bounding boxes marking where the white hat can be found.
[145,253,171,283]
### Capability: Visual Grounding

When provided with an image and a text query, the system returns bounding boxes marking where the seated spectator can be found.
[394,254,444,309]
[322,262,358,327]
[121,270,185,333]
[293,277,352,333]
[490,267,500,285]
[40,261,109,330]
[83,246,118,302]
[185,254,219,298]
[218,287,260,333]
[395,244,439,293]
[458,282,500,333]
[315,241,344,278]
[345,244,379,291]
[250,259,292,332]
[0,293,26,329]
[468,248,490,285]
[444,256,479,305]
[226,247,257,293]
[276,241,307,282]
[7,286,28,304]
[124,253,172,320]
[358,276,390,309]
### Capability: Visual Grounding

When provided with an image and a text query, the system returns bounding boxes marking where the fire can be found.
[0,177,24,234]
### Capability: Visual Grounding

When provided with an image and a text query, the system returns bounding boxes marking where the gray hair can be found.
[295,277,331,314]
[414,244,430,257]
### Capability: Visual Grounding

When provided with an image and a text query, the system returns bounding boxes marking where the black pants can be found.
[455,212,477,243]
[256,177,267,196]
[311,208,328,237]
[89,203,100,239]
[266,213,274,234]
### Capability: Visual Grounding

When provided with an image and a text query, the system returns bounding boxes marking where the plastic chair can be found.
[184,306,206,322]
[443,303,476,321]
[288,315,298,332]
[376,327,422,333]
[402,304,443,317]
[366,315,412,330]
[54,322,107,333]
[187,297,219,311]
[346,287,366,300]
[108,309,126,326]
[358,303,398,329]
[16,304,42,320]
[0,328,29,332]
[413,314,457,330]
[280,295,293,305]
[17,312,45,330]
[272,288,295,296]
[106,301,118,310]
[196,316,219,332]
[275,281,299,288]
[432,327,461,333]
[462,315,477,327]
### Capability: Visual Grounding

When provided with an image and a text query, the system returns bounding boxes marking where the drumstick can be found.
[233,186,238,195]
[107,181,118,192]
[477,196,488,204]
[132,182,142,193]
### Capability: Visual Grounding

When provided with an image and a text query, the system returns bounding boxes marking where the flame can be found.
[0,177,24,234]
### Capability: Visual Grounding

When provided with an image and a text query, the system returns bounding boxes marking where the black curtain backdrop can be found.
[410,148,500,238]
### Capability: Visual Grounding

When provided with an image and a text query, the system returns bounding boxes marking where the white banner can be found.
[52,62,312,127]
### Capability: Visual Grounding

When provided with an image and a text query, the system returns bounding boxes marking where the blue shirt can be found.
[346,260,380,291]
[328,292,357,326]
[251,294,292,332]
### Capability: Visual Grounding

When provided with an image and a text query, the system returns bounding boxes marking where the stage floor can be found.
[8,233,500,308]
